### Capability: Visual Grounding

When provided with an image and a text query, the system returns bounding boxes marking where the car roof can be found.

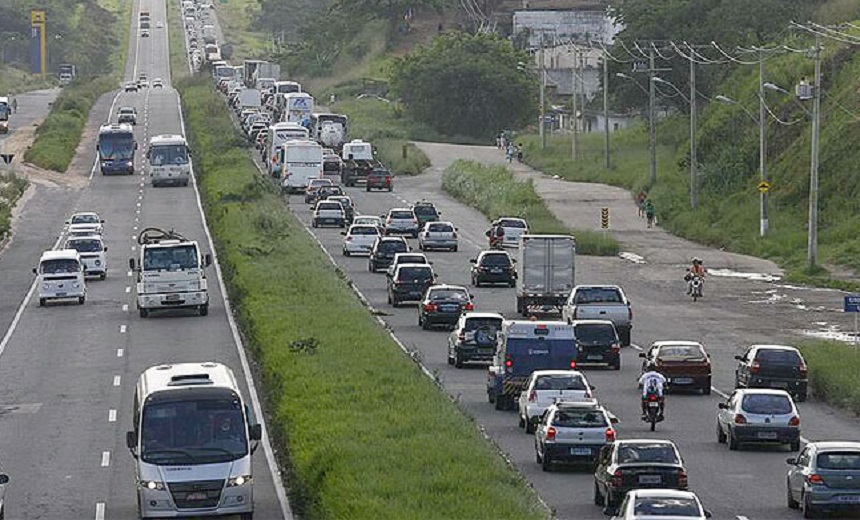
[651,341,704,348]
[428,284,468,291]
[734,388,793,397]
[379,236,407,242]
[497,217,526,223]
[463,312,504,320]
[572,319,615,326]
[40,249,81,261]
[574,284,621,290]
[66,235,103,242]
[395,263,432,271]
[531,369,585,378]
[71,211,99,218]
[809,441,860,452]
[389,207,413,213]
[412,200,436,206]
[750,344,799,352]
[425,221,454,227]
[616,439,677,446]
[628,489,700,499]
[551,400,602,410]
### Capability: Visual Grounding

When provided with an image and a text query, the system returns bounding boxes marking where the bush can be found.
[798,340,860,414]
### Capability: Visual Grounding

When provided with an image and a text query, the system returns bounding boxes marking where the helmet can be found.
[645,361,658,371]
[692,258,702,265]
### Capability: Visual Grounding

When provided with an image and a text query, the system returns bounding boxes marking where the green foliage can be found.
[799,340,860,414]
[376,140,429,175]
[391,32,538,139]
[331,0,450,22]
[0,66,54,95]
[176,75,548,520]
[442,160,619,256]
[0,172,28,239]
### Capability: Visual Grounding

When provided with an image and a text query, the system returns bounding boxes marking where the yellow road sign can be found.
[757,181,771,193]
[601,207,609,229]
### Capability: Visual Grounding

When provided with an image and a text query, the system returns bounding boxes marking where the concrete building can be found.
[513,9,620,49]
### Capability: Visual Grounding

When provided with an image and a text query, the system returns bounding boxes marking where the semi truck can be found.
[516,234,576,316]
[340,139,383,187]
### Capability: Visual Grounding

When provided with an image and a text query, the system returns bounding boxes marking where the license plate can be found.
[441,305,458,312]
[571,447,592,456]
[166,294,181,301]
[771,381,789,389]
[757,431,778,440]
[648,401,659,408]
[185,491,208,501]
[56,292,67,297]
[587,355,604,360]
[673,377,693,384]
[638,475,662,485]
[838,495,860,503]
[490,268,502,273]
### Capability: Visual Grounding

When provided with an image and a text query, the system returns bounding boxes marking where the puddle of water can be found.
[775,283,841,293]
[800,326,860,344]
[709,268,781,282]
[749,292,786,304]
[619,251,646,264]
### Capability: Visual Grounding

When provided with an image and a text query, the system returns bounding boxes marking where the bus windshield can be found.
[141,397,248,465]
[143,245,198,271]
[150,144,188,165]
[98,132,135,160]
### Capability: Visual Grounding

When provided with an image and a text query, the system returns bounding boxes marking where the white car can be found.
[612,489,711,520]
[66,212,104,237]
[341,225,380,256]
[386,252,431,277]
[418,221,458,252]
[152,78,164,88]
[64,235,108,280]
[717,388,801,451]
[140,29,150,37]
[156,21,164,28]
[312,200,346,228]
[518,370,594,433]
[492,217,529,248]
[353,215,384,229]
[383,207,419,237]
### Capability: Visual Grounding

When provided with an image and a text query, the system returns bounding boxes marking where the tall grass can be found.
[442,160,619,256]
[0,173,28,240]
[177,74,547,520]
[798,340,860,414]
[0,66,54,95]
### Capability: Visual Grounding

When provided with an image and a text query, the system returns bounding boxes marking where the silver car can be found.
[534,400,617,471]
[518,370,594,433]
[787,441,860,517]
[383,208,419,238]
[614,489,711,520]
[418,221,458,252]
[341,224,380,256]
[716,388,801,451]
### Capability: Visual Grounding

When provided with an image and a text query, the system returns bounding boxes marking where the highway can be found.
[0,0,288,518]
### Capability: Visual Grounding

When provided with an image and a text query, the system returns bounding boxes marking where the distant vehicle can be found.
[66,212,104,236]
[327,195,354,224]
[516,234,575,316]
[310,113,348,150]
[639,341,711,394]
[280,139,323,194]
[562,285,632,346]
[353,215,384,229]
[388,264,436,307]
[340,139,383,187]
[593,439,688,515]
[534,400,616,470]
[266,122,310,176]
[470,250,516,287]
[117,106,137,125]
[571,319,621,370]
[58,63,76,86]
[418,221,458,252]
[385,252,430,278]
[138,79,149,88]
[341,224,380,257]
[311,200,346,228]
[322,151,343,183]
[34,249,86,306]
[156,21,164,28]
[383,208,419,238]
[283,92,314,124]
[64,235,108,280]
[304,178,333,204]
[147,134,190,187]
[786,441,860,517]
[97,123,136,175]
[447,312,504,368]
[518,370,593,433]
[124,82,139,92]
[716,388,801,451]
[614,489,710,520]
[126,362,262,519]
[418,284,473,330]
[0,96,9,133]
[152,78,164,88]
[412,201,441,227]
[140,29,150,37]
[734,344,808,401]
[365,168,392,192]
[491,217,528,248]
[368,236,409,273]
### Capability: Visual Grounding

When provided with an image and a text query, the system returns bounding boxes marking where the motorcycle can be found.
[688,275,703,302]
[642,391,665,432]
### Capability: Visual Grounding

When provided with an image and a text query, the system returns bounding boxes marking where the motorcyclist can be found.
[486,222,505,248]
[684,258,706,294]
[638,363,668,419]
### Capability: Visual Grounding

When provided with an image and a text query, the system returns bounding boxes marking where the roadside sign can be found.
[601,207,609,229]
[844,295,860,313]
[757,181,771,193]
[0,154,14,165]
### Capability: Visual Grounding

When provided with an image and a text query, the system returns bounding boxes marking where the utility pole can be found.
[807,34,822,270]
[759,50,769,237]
[580,51,587,143]
[571,47,578,160]
[648,46,657,184]
[603,47,610,169]
[539,31,546,149]
[689,59,698,208]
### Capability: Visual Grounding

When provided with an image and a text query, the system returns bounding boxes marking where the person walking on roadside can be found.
[636,191,646,218]
[644,198,656,228]
[506,142,515,163]
[11,97,17,113]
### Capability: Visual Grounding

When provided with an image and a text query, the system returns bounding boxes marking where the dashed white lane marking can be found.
[126,270,132,277]
[122,304,129,312]
[737,516,750,520]
[95,502,105,520]
[630,343,643,351]
[116,348,124,358]
[119,325,127,334]
[101,451,110,467]
[125,286,131,293]
[113,375,121,387]
[108,409,117,423]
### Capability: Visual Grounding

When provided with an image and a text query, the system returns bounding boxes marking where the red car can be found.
[366,168,393,192]
[639,341,712,394]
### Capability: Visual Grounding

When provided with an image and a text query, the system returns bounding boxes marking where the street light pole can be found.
[648,46,657,184]
[539,32,546,150]
[758,51,769,237]
[807,35,822,270]
[571,47,578,160]
[689,59,698,208]
[603,47,610,169]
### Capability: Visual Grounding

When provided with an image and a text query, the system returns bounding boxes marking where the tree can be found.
[390,32,537,138]
[331,0,451,22]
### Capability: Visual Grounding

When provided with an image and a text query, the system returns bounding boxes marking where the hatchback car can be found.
[368,237,409,273]
[124,82,139,92]
[386,252,431,278]
[734,344,808,401]
[535,401,616,471]
[66,212,104,236]
[447,312,504,368]
[470,250,516,287]
[716,388,801,451]
[412,201,440,226]
[614,489,711,520]
[573,320,621,370]
[388,264,436,306]
[418,221,458,251]
[419,285,473,330]
[311,200,346,228]
[787,441,860,517]
[316,185,344,202]
[341,224,380,256]
[594,439,688,514]
[152,77,164,88]
[640,341,711,394]
[383,208,419,237]
[64,235,108,280]
[518,370,594,433]
[305,178,333,204]
[140,29,150,37]
[491,217,529,248]
[117,106,137,125]
[366,168,393,191]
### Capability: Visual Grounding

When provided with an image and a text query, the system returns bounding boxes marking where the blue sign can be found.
[844,295,860,313]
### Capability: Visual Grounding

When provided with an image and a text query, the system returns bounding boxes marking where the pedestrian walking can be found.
[644,198,656,228]
[636,191,646,218]
[11,97,17,113]
[506,143,515,163]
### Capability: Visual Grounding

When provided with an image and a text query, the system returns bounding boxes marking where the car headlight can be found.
[72,282,80,288]
[227,475,252,487]
[127,161,133,167]
[42,283,50,289]
[94,260,102,266]
[139,480,166,491]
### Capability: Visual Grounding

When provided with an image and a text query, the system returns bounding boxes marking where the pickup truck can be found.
[366,168,392,192]
[562,285,632,346]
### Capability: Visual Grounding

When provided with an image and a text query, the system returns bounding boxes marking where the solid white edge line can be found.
[95,502,105,520]
[101,451,111,467]
[108,409,117,422]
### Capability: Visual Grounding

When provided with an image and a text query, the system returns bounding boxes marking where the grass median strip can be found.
[177,75,547,520]
[443,159,619,256]
[799,340,860,414]
[0,173,28,240]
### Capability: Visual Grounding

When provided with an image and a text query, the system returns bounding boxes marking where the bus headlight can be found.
[139,480,166,491]
[227,475,252,487]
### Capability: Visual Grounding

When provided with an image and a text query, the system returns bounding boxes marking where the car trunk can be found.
[553,425,606,446]
[658,361,709,379]
[755,351,805,379]
[535,388,589,408]
[618,464,685,489]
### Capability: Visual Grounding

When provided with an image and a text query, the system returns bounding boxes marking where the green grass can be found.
[0,173,28,240]
[176,74,548,520]
[799,340,860,414]
[210,0,269,62]
[167,0,190,79]
[0,66,55,95]
[442,160,620,256]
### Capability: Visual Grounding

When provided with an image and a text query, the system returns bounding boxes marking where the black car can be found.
[368,237,409,273]
[317,185,344,202]
[447,312,504,368]
[412,201,440,226]
[593,439,688,515]
[328,196,355,224]
[734,344,808,401]
[572,320,621,370]
[419,285,473,330]
[387,264,435,306]
[470,250,516,287]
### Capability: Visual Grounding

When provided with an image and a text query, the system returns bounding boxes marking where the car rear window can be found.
[657,345,707,362]
[617,444,679,464]
[379,241,407,252]
[429,289,469,301]
[480,253,511,266]
[396,255,426,265]
[318,202,341,211]
[633,498,700,517]
[463,318,502,331]
[413,205,437,216]
[817,452,860,469]
[390,211,414,219]
[427,223,453,232]
[398,267,432,281]
[574,324,617,344]
[574,288,622,304]
[350,226,379,236]
[535,374,587,391]
[499,219,526,228]
[741,394,793,415]
[552,409,607,428]
[755,349,802,365]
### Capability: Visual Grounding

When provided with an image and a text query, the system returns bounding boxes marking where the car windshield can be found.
[499,219,526,228]
[535,374,587,391]
[398,267,433,281]
[150,144,188,165]
[354,217,380,226]
[379,241,407,253]
[741,394,793,415]
[617,443,679,464]
[427,223,453,232]
[480,253,511,266]
[318,203,341,211]
[395,255,426,265]
[390,211,414,220]
[553,409,607,428]
[574,288,622,304]
[71,214,99,224]
[140,397,248,465]
[575,324,616,344]
[657,345,706,362]
[119,108,135,115]
[143,245,199,271]
[633,498,700,517]
[429,289,469,301]
[817,452,860,470]
[66,239,102,253]
[413,205,437,216]
[350,226,379,236]
[40,258,80,274]
[756,349,802,365]
[464,318,502,331]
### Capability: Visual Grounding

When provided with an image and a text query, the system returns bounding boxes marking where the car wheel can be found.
[78,296,86,305]
[703,380,712,395]
[541,452,552,472]
[535,443,543,463]
[787,480,799,509]
[39,298,46,307]
[198,303,209,316]
[716,421,727,443]
[790,440,801,452]
[612,360,621,370]
[454,351,464,369]
[418,243,424,251]
[509,280,516,288]
[728,429,740,451]
[803,492,818,518]
[447,350,454,365]
[139,307,149,318]
[494,395,505,411]
[593,480,605,506]
[369,262,376,273]
[343,249,349,257]
[619,328,631,346]
[525,418,536,434]
[518,413,525,428]
[421,318,430,331]
[603,491,615,516]
[796,391,807,402]
[312,220,318,228]
[391,297,399,308]
[452,245,458,252]
[99,272,107,280]
[488,391,495,404]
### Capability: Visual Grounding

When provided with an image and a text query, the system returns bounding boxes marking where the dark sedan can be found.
[735,344,808,401]
[418,285,473,330]
[470,250,516,287]
[368,237,409,273]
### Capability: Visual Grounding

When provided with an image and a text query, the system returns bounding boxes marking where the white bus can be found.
[266,122,309,177]
[283,92,314,124]
[280,139,323,193]
[126,362,262,518]
[147,134,191,187]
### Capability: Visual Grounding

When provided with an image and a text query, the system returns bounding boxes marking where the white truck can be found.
[280,139,323,193]
[129,228,212,317]
[562,285,633,346]
[147,134,191,187]
[516,235,576,316]
[283,92,314,124]
[266,122,310,177]
[310,113,348,151]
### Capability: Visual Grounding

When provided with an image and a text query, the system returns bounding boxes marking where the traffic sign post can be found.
[757,181,771,193]
[844,295,860,344]
[601,207,609,229]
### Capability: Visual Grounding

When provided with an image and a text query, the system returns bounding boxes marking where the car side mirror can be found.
[734,355,743,361]
[786,457,797,465]
[718,403,728,410]
[469,259,477,263]
[95,144,100,150]
[204,253,212,267]
[638,353,646,358]
[103,247,108,252]
[512,258,517,263]
[129,258,136,270]
[249,423,263,441]
[0,474,8,485]
[704,511,712,518]
[610,416,619,425]
[32,267,38,274]
[590,385,596,390]
[470,294,476,299]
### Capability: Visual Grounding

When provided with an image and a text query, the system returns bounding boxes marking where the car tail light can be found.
[504,356,513,368]
[569,360,577,369]
[528,390,536,402]
[648,394,658,402]
[806,474,825,485]
[545,426,557,441]
[789,416,800,427]
[272,155,277,163]
[345,236,353,241]
[452,232,458,238]
[464,302,474,311]
[423,303,437,312]
[750,360,760,374]
[611,343,620,353]
[678,470,688,488]
[798,363,808,377]
[612,470,623,488]
[734,414,747,424]
[628,306,633,320]
[605,428,615,442]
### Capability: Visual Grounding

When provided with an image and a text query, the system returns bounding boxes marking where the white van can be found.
[266,122,309,177]
[126,363,262,518]
[64,235,108,280]
[34,249,86,306]
[280,139,323,193]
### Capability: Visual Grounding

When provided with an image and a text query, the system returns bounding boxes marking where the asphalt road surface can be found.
[0,0,289,518]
